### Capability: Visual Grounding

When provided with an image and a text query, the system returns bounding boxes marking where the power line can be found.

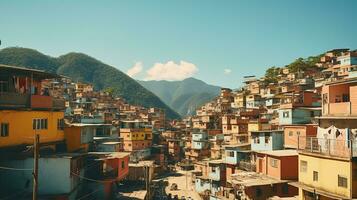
[70,171,116,183]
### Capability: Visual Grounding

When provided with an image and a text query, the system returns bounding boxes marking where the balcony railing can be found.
[322,102,356,116]
[0,92,65,110]
[0,92,29,108]
[298,136,357,159]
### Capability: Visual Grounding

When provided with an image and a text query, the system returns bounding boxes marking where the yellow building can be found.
[0,65,65,149]
[0,110,64,148]
[295,137,357,200]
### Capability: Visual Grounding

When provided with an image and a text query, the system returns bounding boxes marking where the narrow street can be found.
[164,169,201,200]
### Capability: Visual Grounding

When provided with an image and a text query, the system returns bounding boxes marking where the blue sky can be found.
[1,0,357,88]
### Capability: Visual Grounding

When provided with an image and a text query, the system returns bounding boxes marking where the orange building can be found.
[255,150,298,181]
[283,124,317,149]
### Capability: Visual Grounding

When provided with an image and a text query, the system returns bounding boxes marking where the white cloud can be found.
[145,61,198,81]
[127,62,143,77]
[224,68,232,75]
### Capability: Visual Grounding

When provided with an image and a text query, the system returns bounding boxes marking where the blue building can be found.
[250,130,284,151]
[278,107,321,125]
[224,146,251,165]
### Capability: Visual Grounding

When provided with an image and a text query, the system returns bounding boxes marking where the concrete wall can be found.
[299,154,352,198]
[0,157,80,196]
[0,110,64,147]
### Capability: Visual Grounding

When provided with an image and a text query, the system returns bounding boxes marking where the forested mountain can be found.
[0,47,180,119]
[139,78,220,116]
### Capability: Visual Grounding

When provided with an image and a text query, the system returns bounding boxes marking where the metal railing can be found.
[298,136,357,159]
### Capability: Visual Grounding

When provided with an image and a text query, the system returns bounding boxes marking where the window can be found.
[313,171,318,182]
[338,175,348,188]
[32,119,48,130]
[283,111,289,118]
[121,161,125,169]
[57,119,64,130]
[270,158,278,168]
[212,167,216,173]
[265,133,270,144]
[342,94,350,102]
[288,131,293,136]
[253,136,260,144]
[1,123,9,137]
[228,151,235,157]
[296,131,301,136]
[300,160,307,172]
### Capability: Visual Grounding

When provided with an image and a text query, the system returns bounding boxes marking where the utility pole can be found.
[33,134,39,200]
[145,165,150,200]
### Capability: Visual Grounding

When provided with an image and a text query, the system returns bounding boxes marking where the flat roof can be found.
[255,150,298,157]
[208,159,225,164]
[250,130,283,134]
[0,64,60,79]
[316,116,357,119]
[101,141,121,145]
[129,160,155,167]
[89,152,130,159]
[230,171,287,187]
[324,77,357,86]
[68,123,113,127]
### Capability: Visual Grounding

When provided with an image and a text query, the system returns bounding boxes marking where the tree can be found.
[265,66,280,83]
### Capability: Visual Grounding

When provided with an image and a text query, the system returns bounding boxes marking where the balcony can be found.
[0,92,65,110]
[322,102,357,116]
[298,136,357,159]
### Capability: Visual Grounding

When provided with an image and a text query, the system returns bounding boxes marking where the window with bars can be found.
[338,175,348,188]
[32,119,48,130]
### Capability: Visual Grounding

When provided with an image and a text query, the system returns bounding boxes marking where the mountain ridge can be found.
[138,77,221,116]
[0,47,180,119]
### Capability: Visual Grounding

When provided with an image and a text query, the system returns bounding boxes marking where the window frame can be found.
[300,160,307,173]
[1,123,9,137]
[313,171,318,182]
[338,175,348,188]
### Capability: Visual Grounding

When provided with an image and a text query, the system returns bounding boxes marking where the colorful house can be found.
[250,130,284,151]
[283,124,317,149]
[255,150,298,181]
[64,123,96,152]
[0,65,65,150]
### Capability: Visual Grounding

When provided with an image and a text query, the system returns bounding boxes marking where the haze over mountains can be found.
[0,47,180,119]
[139,78,221,116]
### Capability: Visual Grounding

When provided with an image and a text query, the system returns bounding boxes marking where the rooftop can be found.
[0,64,60,79]
[229,171,287,187]
[255,150,298,157]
